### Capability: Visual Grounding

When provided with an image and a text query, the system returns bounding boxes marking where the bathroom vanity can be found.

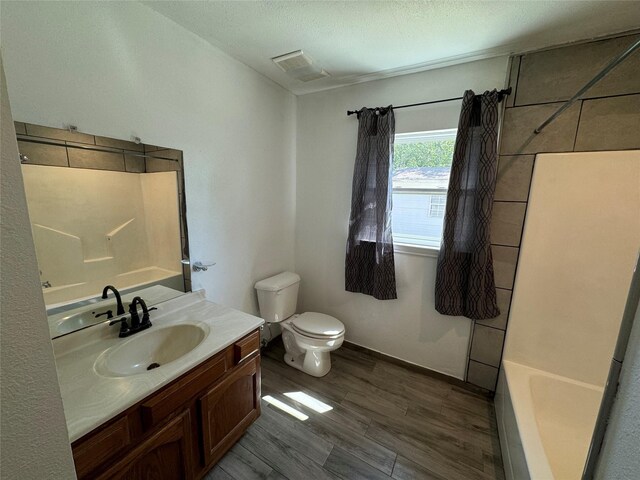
[53,292,264,479]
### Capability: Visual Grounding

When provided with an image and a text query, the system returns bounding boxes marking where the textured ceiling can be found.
[144,1,640,95]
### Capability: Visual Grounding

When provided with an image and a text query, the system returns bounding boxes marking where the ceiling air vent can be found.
[297,70,329,82]
[272,50,330,82]
[272,50,312,72]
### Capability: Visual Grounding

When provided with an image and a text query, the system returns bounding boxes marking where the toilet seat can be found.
[281,313,345,377]
[291,312,345,339]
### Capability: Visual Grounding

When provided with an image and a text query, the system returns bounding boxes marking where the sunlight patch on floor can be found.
[262,395,309,421]
[284,391,333,413]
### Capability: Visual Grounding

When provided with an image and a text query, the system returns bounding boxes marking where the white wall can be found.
[0,56,77,479]
[504,151,640,386]
[0,1,296,315]
[595,295,640,479]
[295,57,509,378]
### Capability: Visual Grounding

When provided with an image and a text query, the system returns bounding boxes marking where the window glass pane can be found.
[392,129,456,249]
[429,195,446,217]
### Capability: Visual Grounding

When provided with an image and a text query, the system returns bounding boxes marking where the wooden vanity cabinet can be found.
[72,329,261,480]
[95,411,194,480]
[200,353,260,466]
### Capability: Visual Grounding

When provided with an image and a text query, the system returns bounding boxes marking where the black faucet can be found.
[109,296,157,338]
[102,285,125,315]
[129,296,151,330]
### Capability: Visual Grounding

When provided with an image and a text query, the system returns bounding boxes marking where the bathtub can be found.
[495,360,603,480]
[44,266,184,309]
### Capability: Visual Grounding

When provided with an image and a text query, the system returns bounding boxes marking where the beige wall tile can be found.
[467,360,498,391]
[470,324,505,367]
[180,212,187,239]
[179,193,188,252]
[495,155,534,202]
[492,245,518,289]
[183,261,191,285]
[124,154,145,173]
[17,135,65,145]
[477,288,511,330]
[18,141,68,167]
[575,94,640,151]
[68,148,125,171]
[491,202,526,247]
[151,148,182,161]
[505,56,520,108]
[14,122,26,135]
[182,262,191,281]
[516,34,640,106]
[95,136,144,152]
[501,102,580,155]
[177,170,184,194]
[146,157,180,172]
[24,123,95,144]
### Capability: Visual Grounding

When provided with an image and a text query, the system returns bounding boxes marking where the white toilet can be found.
[255,272,345,377]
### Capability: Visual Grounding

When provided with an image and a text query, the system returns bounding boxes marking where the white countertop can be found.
[53,291,264,442]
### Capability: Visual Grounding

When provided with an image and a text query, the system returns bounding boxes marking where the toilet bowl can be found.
[281,313,345,377]
[255,272,345,377]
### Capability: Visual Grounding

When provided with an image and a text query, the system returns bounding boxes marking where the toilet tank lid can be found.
[254,272,301,292]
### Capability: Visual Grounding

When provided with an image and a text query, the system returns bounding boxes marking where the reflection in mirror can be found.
[46,285,185,338]
[17,122,191,338]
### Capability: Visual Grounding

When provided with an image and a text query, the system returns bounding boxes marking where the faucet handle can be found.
[140,306,156,328]
[109,317,129,336]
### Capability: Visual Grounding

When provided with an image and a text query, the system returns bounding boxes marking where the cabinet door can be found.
[200,355,261,467]
[96,410,194,480]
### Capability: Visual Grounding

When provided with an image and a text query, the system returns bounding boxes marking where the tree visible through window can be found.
[392,129,456,249]
[394,138,455,169]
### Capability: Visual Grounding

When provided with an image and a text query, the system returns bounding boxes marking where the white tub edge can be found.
[497,360,604,480]
[502,360,555,480]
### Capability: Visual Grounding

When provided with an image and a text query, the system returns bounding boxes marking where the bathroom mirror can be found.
[16,122,191,338]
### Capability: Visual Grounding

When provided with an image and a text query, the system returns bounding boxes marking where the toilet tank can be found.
[254,272,301,323]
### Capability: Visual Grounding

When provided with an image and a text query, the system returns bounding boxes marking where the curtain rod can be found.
[346,87,512,116]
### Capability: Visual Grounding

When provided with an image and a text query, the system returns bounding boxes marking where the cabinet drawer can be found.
[73,416,131,479]
[234,331,260,364]
[140,352,229,430]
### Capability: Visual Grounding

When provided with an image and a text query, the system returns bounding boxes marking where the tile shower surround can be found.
[466,32,640,391]
[14,122,192,292]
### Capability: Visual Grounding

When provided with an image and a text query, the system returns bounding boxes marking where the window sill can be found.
[394,242,440,258]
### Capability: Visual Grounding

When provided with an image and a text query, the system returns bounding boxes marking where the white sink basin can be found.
[94,323,209,377]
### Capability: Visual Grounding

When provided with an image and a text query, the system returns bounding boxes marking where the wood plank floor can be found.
[206,340,505,480]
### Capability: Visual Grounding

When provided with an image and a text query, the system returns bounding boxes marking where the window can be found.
[429,195,446,218]
[392,129,456,250]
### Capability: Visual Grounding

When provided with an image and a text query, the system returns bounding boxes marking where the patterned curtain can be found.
[345,107,397,300]
[435,90,501,320]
